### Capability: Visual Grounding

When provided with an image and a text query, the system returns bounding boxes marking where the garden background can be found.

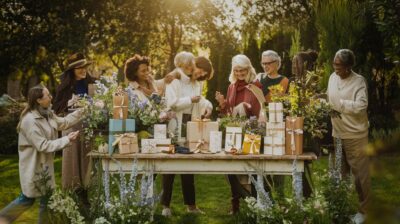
[0,0,399,223]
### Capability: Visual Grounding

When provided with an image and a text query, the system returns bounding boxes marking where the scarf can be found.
[227,80,248,109]
[37,106,52,119]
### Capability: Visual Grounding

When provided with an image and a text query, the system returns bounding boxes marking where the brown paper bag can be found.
[285,116,304,155]
[186,120,219,152]
[112,94,129,119]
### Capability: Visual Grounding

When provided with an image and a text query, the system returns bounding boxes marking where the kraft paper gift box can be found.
[108,119,135,154]
[112,92,129,119]
[266,122,285,139]
[264,136,285,155]
[154,138,171,152]
[242,134,261,154]
[268,102,283,122]
[141,139,158,153]
[225,127,242,151]
[285,116,304,155]
[113,133,139,154]
[186,120,219,152]
[154,124,167,139]
[209,131,222,153]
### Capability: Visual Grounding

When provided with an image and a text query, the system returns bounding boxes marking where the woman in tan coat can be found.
[0,85,82,223]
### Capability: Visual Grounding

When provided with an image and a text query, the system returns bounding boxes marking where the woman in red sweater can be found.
[215,54,262,214]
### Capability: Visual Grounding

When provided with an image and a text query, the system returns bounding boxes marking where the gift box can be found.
[108,119,135,154]
[268,102,283,122]
[186,120,219,152]
[209,131,222,153]
[154,138,171,152]
[242,134,261,154]
[225,127,242,150]
[154,124,167,139]
[88,84,95,97]
[285,116,304,155]
[141,139,158,153]
[266,122,285,139]
[113,133,139,154]
[112,91,129,119]
[264,136,285,155]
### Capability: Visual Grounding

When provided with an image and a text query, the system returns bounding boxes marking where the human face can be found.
[36,88,52,108]
[332,57,350,79]
[192,66,207,81]
[182,60,195,75]
[233,66,248,81]
[136,64,151,82]
[73,67,87,80]
[261,56,278,75]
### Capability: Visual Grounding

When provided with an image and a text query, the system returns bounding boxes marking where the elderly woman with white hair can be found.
[215,54,263,214]
[215,54,263,118]
[256,50,289,102]
[161,51,213,217]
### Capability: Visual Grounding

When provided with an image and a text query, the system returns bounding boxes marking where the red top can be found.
[220,80,262,117]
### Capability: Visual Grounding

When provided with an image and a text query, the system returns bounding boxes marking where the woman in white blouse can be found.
[161,52,213,217]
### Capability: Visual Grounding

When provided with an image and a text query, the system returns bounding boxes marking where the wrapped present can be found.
[113,133,138,154]
[186,119,219,152]
[264,136,285,155]
[141,139,158,153]
[108,119,135,154]
[242,134,261,154]
[266,122,285,139]
[285,116,304,155]
[154,138,171,152]
[154,124,167,139]
[88,84,95,97]
[225,127,242,151]
[112,87,129,119]
[268,102,283,122]
[209,131,222,153]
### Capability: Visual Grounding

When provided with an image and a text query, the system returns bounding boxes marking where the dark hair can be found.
[335,49,355,67]
[53,53,95,114]
[195,56,213,81]
[124,55,150,82]
[17,85,45,131]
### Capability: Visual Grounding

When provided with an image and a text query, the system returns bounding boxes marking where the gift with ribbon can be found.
[108,119,135,154]
[264,136,285,155]
[268,102,283,122]
[186,119,219,152]
[242,133,261,154]
[112,133,138,154]
[141,139,158,153]
[224,127,242,151]
[285,116,304,155]
[154,124,167,139]
[112,87,129,119]
[209,131,222,153]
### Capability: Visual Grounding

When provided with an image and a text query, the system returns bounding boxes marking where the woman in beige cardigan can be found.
[0,85,82,223]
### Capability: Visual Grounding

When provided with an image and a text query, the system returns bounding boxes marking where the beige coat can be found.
[18,109,82,197]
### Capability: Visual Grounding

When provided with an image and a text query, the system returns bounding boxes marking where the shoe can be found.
[186,207,205,214]
[161,208,172,217]
[352,212,366,224]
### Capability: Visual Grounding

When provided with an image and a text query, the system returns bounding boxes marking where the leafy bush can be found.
[0,94,24,154]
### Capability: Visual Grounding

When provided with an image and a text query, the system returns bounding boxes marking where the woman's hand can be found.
[203,108,212,118]
[67,131,80,141]
[164,73,176,84]
[215,91,225,105]
[191,96,201,103]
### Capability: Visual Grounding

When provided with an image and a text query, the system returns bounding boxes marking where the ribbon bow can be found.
[113,95,128,119]
[192,139,211,153]
[286,125,303,154]
[244,134,261,154]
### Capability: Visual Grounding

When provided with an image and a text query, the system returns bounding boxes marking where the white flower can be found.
[94,99,105,109]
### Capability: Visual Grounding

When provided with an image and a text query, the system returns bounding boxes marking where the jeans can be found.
[0,193,47,223]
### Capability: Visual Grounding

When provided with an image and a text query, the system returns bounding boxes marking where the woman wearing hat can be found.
[52,53,95,208]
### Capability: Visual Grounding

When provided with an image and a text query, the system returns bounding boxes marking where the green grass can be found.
[1,153,400,223]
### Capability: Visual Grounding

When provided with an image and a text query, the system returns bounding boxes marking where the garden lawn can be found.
[1,153,399,224]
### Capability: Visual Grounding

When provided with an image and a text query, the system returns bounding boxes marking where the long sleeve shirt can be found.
[327,71,369,139]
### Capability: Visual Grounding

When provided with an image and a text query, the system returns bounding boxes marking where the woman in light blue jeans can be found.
[0,85,82,223]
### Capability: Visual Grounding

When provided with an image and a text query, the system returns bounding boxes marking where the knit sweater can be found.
[327,71,369,139]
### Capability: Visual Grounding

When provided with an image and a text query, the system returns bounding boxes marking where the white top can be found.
[327,71,369,139]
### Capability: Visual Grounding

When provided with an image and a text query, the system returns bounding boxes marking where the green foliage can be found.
[289,29,302,58]
[0,95,24,154]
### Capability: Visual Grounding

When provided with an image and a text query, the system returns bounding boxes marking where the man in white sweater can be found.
[327,49,369,224]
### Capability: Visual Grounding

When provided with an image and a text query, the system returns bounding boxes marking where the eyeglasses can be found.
[332,62,345,68]
[261,60,276,66]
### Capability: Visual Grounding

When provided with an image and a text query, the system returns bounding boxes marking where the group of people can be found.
[0,48,370,224]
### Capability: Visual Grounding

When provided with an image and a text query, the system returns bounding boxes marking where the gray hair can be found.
[229,54,257,83]
[261,50,281,69]
[334,49,355,67]
[174,51,195,69]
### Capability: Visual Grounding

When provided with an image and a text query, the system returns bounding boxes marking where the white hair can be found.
[174,51,195,68]
[261,50,281,69]
[228,54,257,83]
